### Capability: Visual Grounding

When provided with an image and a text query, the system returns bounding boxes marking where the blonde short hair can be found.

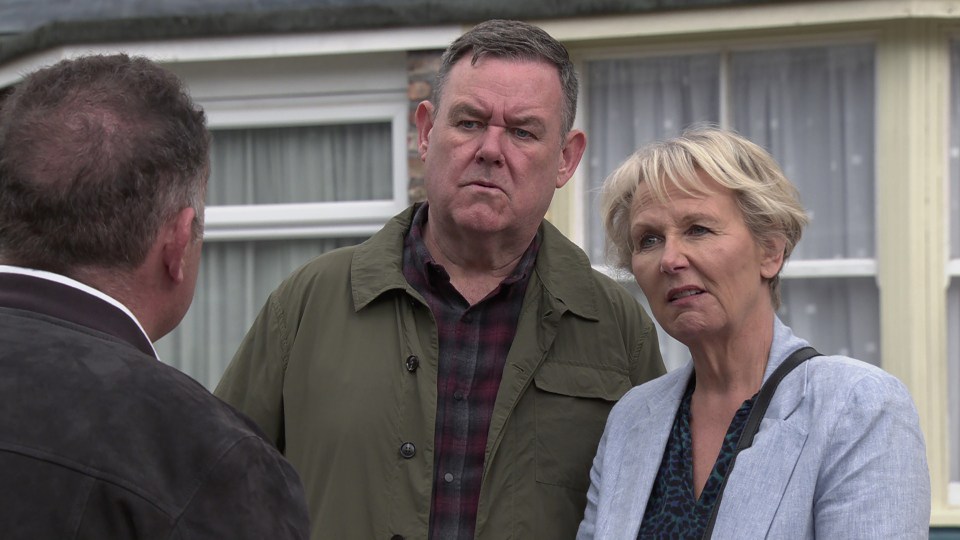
[601,125,809,308]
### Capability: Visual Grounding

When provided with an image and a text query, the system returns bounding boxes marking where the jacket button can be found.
[405,355,419,372]
[391,536,404,540]
[399,442,416,459]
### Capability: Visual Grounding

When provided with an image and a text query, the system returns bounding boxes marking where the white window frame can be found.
[200,93,409,241]
[0,25,463,243]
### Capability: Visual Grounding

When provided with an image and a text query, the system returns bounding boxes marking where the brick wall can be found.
[406,49,442,203]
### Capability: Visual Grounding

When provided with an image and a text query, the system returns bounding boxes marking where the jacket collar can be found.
[351,205,421,311]
[531,218,600,321]
[764,316,812,380]
[0,268,157,359]
[709,318,813,536]
[599,363,691,538]
[350,203,601,320]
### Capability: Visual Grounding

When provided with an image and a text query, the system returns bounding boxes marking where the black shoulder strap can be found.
[702,346,821,539]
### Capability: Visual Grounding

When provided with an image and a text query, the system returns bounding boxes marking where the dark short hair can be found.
[0,54,209,274]
[432,19,579,134]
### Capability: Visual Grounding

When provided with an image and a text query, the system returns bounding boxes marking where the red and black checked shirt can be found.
[403,204,540,540]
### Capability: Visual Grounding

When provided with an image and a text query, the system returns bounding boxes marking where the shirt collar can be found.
[350,204,604,320]
[0,265,158,359]
[404,202,541,291]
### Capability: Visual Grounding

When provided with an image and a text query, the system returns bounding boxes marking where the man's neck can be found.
[422,220,537,305]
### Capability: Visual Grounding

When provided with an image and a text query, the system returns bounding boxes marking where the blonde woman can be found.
[578,127,929,539]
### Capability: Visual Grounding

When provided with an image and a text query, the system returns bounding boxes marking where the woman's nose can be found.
[658,238,688,274]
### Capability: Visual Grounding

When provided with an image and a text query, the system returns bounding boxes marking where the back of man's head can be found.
[0,54,210,277]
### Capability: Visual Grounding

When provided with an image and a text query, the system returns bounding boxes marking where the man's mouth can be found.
[469,180,499,189]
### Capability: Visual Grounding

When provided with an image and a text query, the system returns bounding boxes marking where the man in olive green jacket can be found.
[216,19,664,539]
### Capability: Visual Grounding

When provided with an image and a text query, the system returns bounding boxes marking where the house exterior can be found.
[2,0,960,532]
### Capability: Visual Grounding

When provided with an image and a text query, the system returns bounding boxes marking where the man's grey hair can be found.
[431,19,579,135]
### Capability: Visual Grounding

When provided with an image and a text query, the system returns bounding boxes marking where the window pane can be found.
[731,44,880,369]
[156,237,367,389]
[208,122,393,205]
[731,44,876,260]
[778,277,880,366]
[584,54,721,262]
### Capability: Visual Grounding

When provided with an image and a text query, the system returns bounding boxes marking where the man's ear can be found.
[556,129,586,189]
[415,101,435,161]
[162,207,196,284]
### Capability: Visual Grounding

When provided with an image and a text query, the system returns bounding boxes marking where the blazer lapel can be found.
[711,361,811,537]
[598,364,692,538]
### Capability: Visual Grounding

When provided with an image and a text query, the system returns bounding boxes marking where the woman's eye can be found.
[688,225,710,236]
[634,234,661,251]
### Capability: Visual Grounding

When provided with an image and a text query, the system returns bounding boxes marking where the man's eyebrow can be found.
[447,103,486,119]
[507,114,547,133]
[446,103,548,134]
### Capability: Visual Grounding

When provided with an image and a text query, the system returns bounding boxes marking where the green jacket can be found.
[215,205,664,540]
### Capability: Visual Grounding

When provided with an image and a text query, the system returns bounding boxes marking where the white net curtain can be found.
[155,122,391,388]
[584,43,879,371]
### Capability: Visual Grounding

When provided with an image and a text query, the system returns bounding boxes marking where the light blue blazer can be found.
[578,318,930,539]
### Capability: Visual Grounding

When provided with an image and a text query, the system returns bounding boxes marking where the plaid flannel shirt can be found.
[403,204,540,540]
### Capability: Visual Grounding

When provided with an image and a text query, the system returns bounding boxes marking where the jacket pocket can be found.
[532,362,632,491]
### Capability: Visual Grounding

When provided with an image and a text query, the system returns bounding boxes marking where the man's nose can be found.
[475,128,505,166]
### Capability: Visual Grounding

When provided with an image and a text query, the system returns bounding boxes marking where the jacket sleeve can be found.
[813,373,930,538]
[592,270,666,386]
[625,297,665,385]
[175,435,310,539]
[214,292,290,449]
[630,311,664,385]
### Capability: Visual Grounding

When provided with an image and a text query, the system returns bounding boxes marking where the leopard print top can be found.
[638,376,756,538]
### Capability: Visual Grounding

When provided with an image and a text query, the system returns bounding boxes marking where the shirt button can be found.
[391,535,404,540]
[399,442,416,459]
[453,390,464,401]
[444,473,454,483]
[405,355,419,372]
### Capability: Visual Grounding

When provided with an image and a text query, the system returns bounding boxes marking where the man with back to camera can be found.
[215,19,665,539]
[0,54,310,538]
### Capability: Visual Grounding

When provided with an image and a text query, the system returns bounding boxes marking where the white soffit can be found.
[0,24,462,88]
[537,0,960,42]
